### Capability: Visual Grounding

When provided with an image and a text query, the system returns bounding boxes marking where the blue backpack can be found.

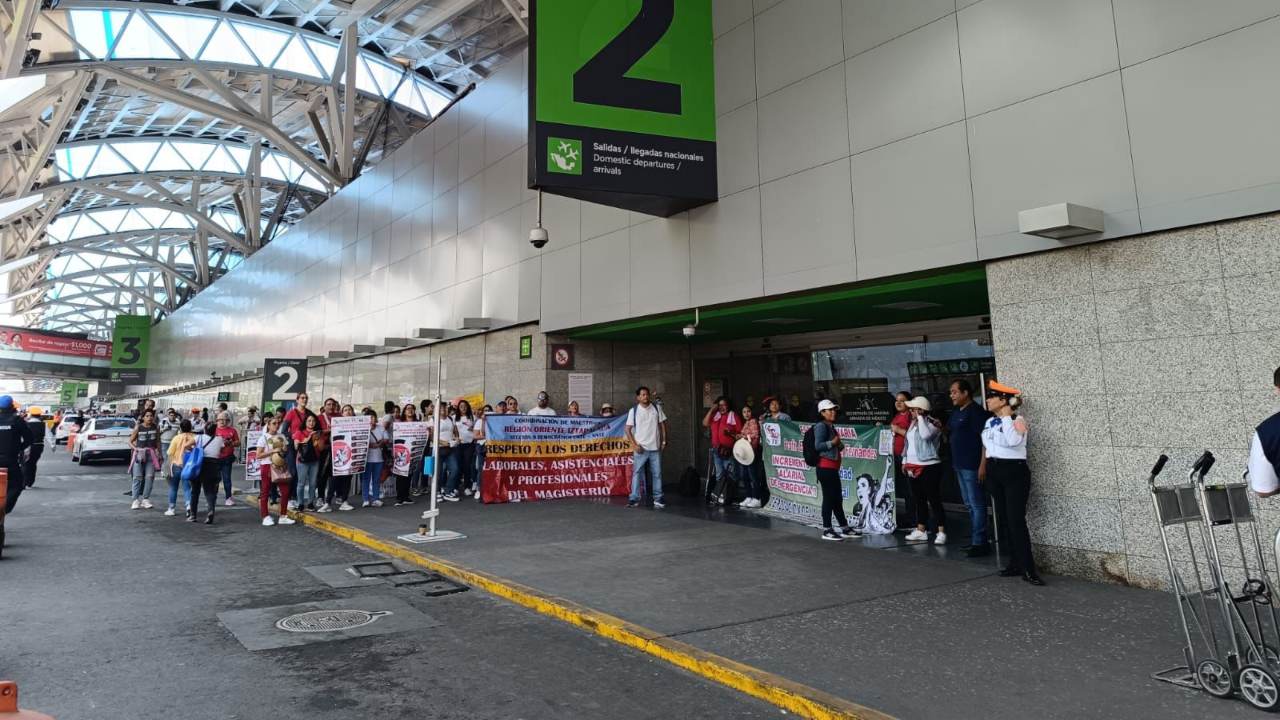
[181,437,208,483]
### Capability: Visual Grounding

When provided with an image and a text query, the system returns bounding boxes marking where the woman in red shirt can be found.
[889,391,913,513]
[701,397,740,505]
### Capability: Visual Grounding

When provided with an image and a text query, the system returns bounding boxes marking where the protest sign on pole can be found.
[390,421,429,478]
[245,430,263,488]
[330,416,370,477]
[759,419,897,534]
[481,414,632,503]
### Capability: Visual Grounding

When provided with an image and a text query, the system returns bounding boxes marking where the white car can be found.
[54,415,84,445]
[72,417,137,465]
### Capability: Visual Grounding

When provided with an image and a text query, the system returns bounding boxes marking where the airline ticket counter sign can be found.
[529,0,716,217]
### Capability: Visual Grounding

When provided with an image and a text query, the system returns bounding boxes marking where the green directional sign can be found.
[110,314,150,383]
[530,0,716,217]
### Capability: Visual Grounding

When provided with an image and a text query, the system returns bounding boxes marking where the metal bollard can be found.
[0,682,56,719]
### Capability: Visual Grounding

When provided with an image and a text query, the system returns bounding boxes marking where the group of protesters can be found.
[130,388,658,527]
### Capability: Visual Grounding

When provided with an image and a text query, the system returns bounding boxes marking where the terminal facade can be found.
[129,1,1280,586]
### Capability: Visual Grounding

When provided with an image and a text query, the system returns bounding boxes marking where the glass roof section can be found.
[65,7,450,117]
[54,138,327,191]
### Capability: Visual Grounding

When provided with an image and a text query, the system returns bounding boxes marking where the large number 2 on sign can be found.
[272,365,299,400]
[119,337,141,364]
[573,0,681,115]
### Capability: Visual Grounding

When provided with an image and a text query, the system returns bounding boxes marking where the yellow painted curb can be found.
[278,505,896,720]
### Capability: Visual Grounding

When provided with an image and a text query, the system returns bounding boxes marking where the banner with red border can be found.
[481,414,632,503]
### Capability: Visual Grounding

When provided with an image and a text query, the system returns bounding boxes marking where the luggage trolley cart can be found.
[1150,450,1280,711]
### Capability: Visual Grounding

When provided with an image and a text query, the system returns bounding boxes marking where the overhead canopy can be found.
[0,0,530,339]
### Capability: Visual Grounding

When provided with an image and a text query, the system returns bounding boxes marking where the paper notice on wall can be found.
[245,429,263,484]
[567,373,592,412]
[330,415,370,476]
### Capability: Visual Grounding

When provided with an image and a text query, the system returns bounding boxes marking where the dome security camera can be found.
[529,226,549,249]
[682,324,696,338]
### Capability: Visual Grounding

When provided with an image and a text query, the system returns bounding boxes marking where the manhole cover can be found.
[275,609,392,633]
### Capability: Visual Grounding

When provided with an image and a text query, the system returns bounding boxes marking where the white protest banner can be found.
[245,429,263,485]
[391,421,430,477]
[330,416,370,476]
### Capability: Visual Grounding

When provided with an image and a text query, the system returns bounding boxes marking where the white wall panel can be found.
[690,187,764,307]
[714,20,756,115]
[712,0,752,37]
[433,140,459,198]
[433,187,459,242]
[753,0,844,97]
[579,228,630,325]
[852,122,976,278]
[760,159,856,295]
[841,0,954,58]
[845,15,963,153]
[968,73,1138,249]
[715,103,759,197]
[1123,17,1280,228]
[757,64,849,183]
[958,0,1119,115]
[459,175,484,232]
[629,216,691,317]
[1112,0,1280,67]
[459,123,486,182]
[541,243,581,330]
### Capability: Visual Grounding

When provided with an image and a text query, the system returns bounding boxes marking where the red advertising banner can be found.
[0,326,111,359]
[481,415,633,503]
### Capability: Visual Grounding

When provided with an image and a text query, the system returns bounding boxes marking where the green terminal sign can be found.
[519,335,534,359]
[110,314,150,383]
[530,0,716,217]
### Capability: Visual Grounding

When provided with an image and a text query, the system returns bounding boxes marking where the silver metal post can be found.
[428,357,442,537]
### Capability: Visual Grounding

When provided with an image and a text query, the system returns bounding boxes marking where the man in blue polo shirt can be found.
[1249,366,1280,497]
[948,379,991,557]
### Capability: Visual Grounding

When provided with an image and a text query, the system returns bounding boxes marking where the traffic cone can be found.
[0,682,56,719]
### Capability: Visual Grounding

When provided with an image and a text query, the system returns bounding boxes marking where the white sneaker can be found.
[463,488,472,496]
[164,507,176,517]
[287,500,298,510]
[317,503,332,513]
[130,499,141,510]
[371,500,383,507]
[224,498,235,507]
[905,529,929,541]
[262,516,276,526]
[277,516,296,525]
[361,501,370,508]
[140,499,154,509]
[338,502,353,511]
[934,532,947,545]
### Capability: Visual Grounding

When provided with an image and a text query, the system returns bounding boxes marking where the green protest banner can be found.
[759,419,898,534]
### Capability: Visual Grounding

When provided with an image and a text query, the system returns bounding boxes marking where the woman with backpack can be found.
[292,414,322,510]
[812,399,860,540]
[257,415,294,526]
[188,423,225,524]
[902,396,946,545]
[164,419,195,517]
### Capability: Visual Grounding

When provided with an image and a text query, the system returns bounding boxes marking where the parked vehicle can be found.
[54,415,84,445]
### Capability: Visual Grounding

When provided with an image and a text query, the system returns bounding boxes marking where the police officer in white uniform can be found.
[981,381,1043,586]
[1249,366,1280,497]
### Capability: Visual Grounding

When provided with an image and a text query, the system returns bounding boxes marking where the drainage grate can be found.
[351,561,400,577]
[275,609,392,633]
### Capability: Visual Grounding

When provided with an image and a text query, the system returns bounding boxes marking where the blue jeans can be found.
[711,451,737,496]
[630,450,663,502]
[955,468,988,545]
[296,461,319,506]
[168,463,190,508]
[218,456,234,500]
[131,455,157,499]
[442,450,462,494]
[362,461,383,503]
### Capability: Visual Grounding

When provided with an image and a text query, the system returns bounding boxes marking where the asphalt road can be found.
[0,452,777,720]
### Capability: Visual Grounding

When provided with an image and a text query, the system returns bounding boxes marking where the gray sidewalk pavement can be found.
[316,491,1257,719]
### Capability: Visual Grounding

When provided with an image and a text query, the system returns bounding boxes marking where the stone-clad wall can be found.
[987,213,1280,587]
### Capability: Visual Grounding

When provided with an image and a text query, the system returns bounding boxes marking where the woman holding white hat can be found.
[734,404,764,508]
[902,396,946,544]
[982,380,1043,586]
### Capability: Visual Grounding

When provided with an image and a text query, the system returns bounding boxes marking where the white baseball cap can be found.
[905,396,931,412]
[817,399,838,412]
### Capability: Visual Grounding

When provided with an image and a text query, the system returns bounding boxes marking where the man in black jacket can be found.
[23,406,46,487]
[1249,366,1280,497]
[0,395,34,513]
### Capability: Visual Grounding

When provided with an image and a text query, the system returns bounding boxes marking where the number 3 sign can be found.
[529,0,717,217]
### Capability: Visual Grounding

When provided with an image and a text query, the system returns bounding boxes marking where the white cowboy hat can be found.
[733,437,755,466]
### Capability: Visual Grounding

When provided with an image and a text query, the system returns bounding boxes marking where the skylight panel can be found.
[150,12,217,59]
[233,21,289,67]
[199,20,257,66]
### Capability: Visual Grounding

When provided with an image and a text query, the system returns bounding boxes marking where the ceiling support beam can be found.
[0,0,40,79]
[96,66,342,190]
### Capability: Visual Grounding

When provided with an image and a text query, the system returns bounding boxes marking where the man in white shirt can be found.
[625,386,668,509]
[527,391,556,416]
[1249,366,1280,497]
